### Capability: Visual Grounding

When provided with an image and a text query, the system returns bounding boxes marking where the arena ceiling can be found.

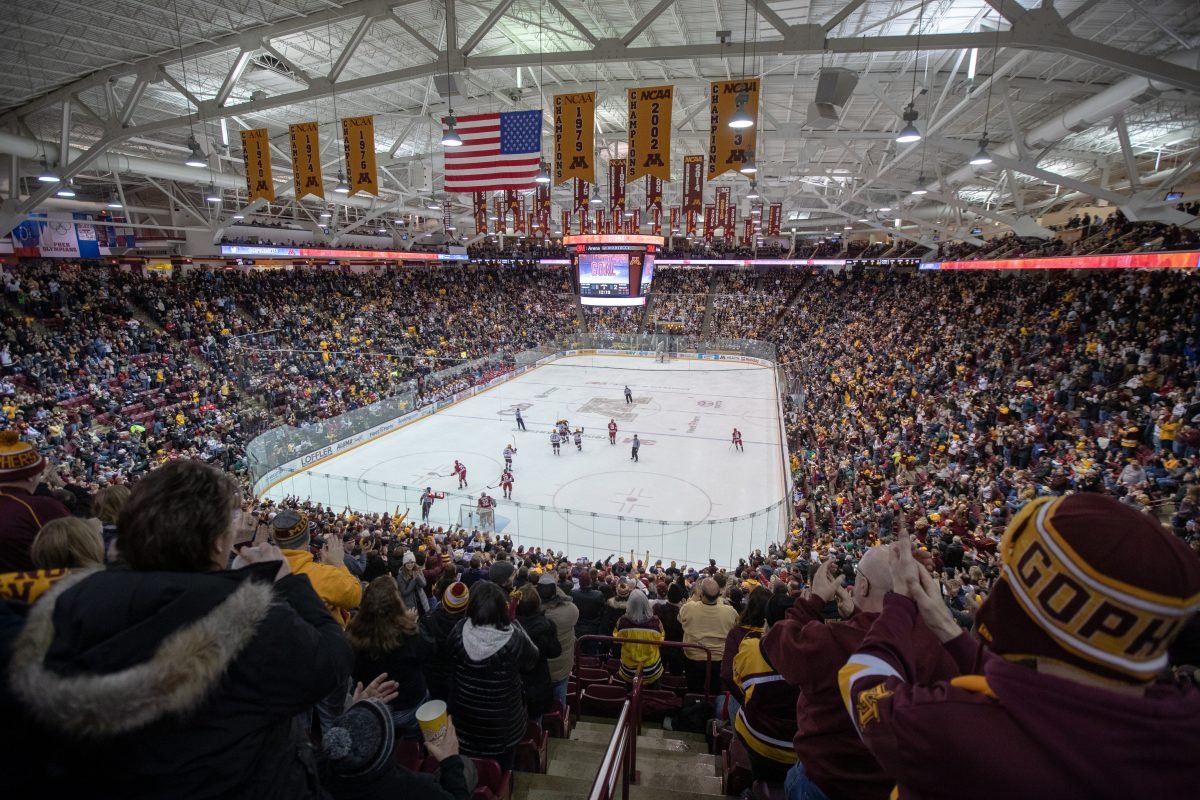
[0,0,1196,245]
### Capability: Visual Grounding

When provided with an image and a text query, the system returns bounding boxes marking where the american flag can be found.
[443,110,543,192]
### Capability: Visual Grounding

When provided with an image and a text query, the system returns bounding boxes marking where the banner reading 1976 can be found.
[554,91,595,185]
[341,115,379,196]
[627,85,672,182]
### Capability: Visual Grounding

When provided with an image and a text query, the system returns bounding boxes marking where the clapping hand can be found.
[890,527,962,643]
[236,543,291,582]
[811,558,845,603]
[322,534,345,566]
[352,673,400,705]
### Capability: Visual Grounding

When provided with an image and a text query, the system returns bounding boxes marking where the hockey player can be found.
[624,385,633,404]
[499,468,514,500]
[574,428,584,451]
[453,459,468,489]
[503,443,517,470]
[550,430,561,455]
[478,491,496,510]
[732,428,744,452]
[608,419,618,445]
[631,434,640,462]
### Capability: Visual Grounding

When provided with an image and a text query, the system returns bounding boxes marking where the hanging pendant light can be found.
[106,192,123,208]
[442,114,463,147]
[728,93,754,129]
[911,175,928,195]
[56,181,76,198]
[534,161,551,184]
[746,182,759,200]
[205,185,221,203]
[895,104,922,143]
[334,172,351,194]
[969,135,993,166]
[185,136,207,167]
[739,151,758,175]
[37,157,60,183]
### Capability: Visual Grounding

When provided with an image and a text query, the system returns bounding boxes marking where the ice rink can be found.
[263,355,787,565]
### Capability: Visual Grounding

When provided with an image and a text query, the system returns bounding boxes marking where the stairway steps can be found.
[575,718,708,744]
[514,772,727,800]
[569,727,708,754]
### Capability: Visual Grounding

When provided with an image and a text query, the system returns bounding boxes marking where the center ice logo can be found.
[579,397,647,421]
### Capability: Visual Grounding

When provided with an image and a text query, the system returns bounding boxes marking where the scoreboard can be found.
[566,234,664,306]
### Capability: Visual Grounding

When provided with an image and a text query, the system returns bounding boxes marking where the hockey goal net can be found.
[459,504,495,532]
[655,348,670,363]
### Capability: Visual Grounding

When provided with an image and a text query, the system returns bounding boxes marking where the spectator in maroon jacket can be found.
[841,495,1200,800]
[763,544,958,800]
[0,431,69,572]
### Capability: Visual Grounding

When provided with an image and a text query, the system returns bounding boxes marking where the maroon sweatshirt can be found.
[842,593,1200,799]
[761,594,957,800]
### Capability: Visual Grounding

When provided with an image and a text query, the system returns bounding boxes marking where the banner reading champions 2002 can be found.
[627,85,672,182]
[709,79,758,179]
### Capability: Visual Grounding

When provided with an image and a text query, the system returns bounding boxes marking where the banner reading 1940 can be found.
[708,79,758,179]
[627,85,672,182]
[240,128,275,202]
[554,91,595,185]
[341,115,379,196]
[289,121,324,200]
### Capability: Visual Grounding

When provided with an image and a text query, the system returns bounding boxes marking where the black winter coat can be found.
[446,619,539,757]
[420,606,466,701]
[571,587,606,637]
[516,611,561,717]
[7,563,353,800]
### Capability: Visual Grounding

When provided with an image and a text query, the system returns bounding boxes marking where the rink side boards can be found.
[253,349,778,499]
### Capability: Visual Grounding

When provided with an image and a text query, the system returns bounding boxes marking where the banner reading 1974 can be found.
[627,85,672,182]
[289,121,324,200]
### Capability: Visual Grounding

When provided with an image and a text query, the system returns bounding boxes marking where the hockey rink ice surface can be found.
[264,355,787,565]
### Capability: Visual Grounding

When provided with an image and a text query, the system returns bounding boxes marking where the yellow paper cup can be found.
[416,699,448,741]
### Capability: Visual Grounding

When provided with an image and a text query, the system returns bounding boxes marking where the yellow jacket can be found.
[0,568,72,604]
[282,550,362,623]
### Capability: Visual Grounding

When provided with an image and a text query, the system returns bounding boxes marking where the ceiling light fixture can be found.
[740,151,758,175]
[895,104,922,143]
[441,114,463,147]
[729,0,755,130]
[334,172,351,194]
[106,192,123,208]
[185,137,207,168]
[746,182,759,199]
[969,136,993,166]
[37,157,60,183]
[535,162,551,184]
[55,181,76,198]
[911,175,929,195]
[205,185,221,203]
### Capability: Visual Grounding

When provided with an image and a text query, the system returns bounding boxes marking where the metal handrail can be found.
[574,634,717,698]
[586,667,643,800]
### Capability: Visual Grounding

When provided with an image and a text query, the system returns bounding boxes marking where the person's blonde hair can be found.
[92,484,131,525]
[32,517,104,569]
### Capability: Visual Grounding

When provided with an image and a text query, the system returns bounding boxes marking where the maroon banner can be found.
[536,184,551,233]
[561,209,570,236]
[646,175,663,211]
[704,205,716,242]
[768,202,782,237]
[715,187,730,230]
[608,159,626,216]
[632,208,641,233]
[493,196,504,232]
[505,189,519,217]
[514,197,526,234]
[683,155,704,213]
[725,201,737,238]
[742,216,753,246]
[473,192,487,235]
[651,207,661,236]
[596,208,606,234]
[669,206,679,234]
[574,177,589,212]
[686,209,697,236]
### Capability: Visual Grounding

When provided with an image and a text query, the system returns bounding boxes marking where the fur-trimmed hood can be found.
[8,563,277,738]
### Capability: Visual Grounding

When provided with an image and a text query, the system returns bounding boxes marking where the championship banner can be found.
[596,208,606,235]
[289,121,324,200]
[536,184,551,232]
[505,189,520,218]
[574,178,590,212]
[715,187,731,228]
[669,206,679,234]
[683,155,704,212]
[514,197,526,234]
[553,91,595,185]
[651,207,662,236]
[704,205,716,242]
[646,175,663,211]
[562,209,570,236]
[627,85,672,181]
[580,208,589,234]
[686,209,697,236]
[473,192,487,235]
[743,216,753,245]
[632,208,641,233]
[608,159,626,216]
[341,115,379,196]
[725,201,737,237]
[708,79,758,179]
[768,202,782,236]
[240,128,275,202]
[493,196,504,232]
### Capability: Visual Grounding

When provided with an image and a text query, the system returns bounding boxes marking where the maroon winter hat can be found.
[976,494,1200,684]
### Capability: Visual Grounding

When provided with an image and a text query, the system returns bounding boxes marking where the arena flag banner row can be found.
[715,187,731,231]
[709,79,758,179]
[683,155,704,212]
[627,85,672,182]
[553,92,595,185]
[704,205,717,242]
[472,192,487,235]
[289,121,324,200]
[341,115,379,196]
[240,128,275,202]
[443,110,542,192]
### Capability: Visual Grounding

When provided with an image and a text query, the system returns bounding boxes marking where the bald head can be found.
[854,545,893,613]
[698,577,720,602]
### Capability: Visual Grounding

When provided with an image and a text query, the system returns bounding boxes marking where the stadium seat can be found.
[514,720,548,773]
[722,738,755,797]
[580,683,628,717]
[470,757,512,800]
